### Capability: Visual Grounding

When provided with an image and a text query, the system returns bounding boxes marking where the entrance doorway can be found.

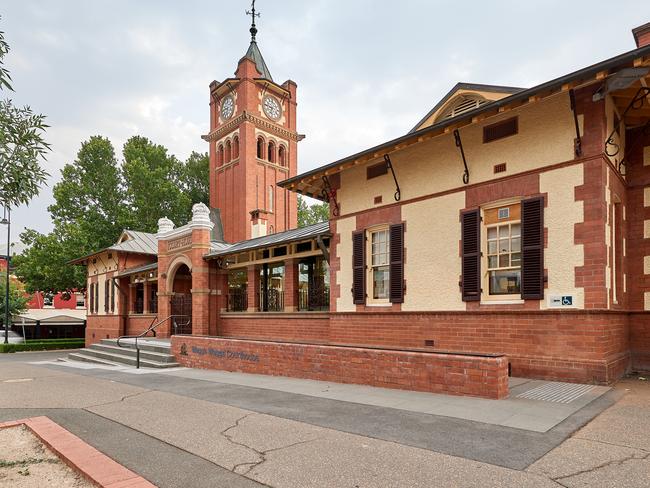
[170,263,192,334]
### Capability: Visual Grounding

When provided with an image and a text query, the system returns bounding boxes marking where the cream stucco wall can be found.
[87,252,119,314]
[539,164,585,310]
[338,93,581,217]
[334,162,587,312]
[401,192,465,311]
[335,216,356,312]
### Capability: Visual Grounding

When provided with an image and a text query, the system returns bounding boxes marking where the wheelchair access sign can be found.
[548,295,575,308]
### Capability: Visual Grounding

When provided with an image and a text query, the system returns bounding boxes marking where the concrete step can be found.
[67,352,126,367]
[67,344,179,369]
[101,338,172,355]
[89,343,176,363]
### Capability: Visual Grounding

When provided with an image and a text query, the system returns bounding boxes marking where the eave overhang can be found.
[279,44,650,201]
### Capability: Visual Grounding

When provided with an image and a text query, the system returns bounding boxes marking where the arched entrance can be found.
[170,263,192,334]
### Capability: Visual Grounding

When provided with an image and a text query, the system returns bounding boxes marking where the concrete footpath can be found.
[0,350,648,487]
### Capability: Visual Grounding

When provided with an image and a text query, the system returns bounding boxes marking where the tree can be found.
[49,136,124,251]
[122,136,192,232]
[297,195,329,227]
[13,226,88,295]
[0,272,29,326]
[0,17,50,208]
[15,135,210,294]
[179,151,209,207]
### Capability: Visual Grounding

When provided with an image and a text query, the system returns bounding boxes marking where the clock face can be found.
[263,95,281,120]
[221,96,234,119]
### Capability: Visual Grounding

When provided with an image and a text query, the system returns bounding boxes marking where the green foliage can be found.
[0,338,84,353]
[13,226,88,294]
[121,136,193,232]
[179,151,210,208]
[0,272,29,323]
[49,136,124,250]
[297,195,329,227]
[15,134,209,293]
[0,17,50,208]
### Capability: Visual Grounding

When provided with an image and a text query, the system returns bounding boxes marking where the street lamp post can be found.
[1,205,10,344]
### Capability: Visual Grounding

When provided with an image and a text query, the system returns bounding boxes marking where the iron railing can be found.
[298,286,330,312]
[117,314,189,369]
[258,289,284,312]
[227,289,248,312]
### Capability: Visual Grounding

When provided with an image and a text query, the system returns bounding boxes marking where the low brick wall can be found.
[219,313,329,342]
[171,336,509,399]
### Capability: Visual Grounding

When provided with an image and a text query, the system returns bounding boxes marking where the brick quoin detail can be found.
[172,336,509,399]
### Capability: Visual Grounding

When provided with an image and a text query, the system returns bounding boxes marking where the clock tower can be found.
[204,3,299,243]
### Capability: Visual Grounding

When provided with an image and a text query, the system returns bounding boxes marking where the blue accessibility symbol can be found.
[561,296,573,306]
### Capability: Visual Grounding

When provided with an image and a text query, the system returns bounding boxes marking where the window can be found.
[257,137,264,159]
[268,185,274,213]
[268,141,275,162]
[278,145,286,166]
[370,229,390,300]
[227,269,248,311]
[233,136,239,159]
[225,140,232,162]
[217,144,224,166]
[486,221,521,295]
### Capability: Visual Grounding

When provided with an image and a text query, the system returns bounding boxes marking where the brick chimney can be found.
[633,22,650,48]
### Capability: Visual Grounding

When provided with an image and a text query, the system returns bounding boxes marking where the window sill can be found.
[365,302,392,307]
[479,299,524,305]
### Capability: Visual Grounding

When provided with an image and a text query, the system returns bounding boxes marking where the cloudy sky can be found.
[2,0,648,244]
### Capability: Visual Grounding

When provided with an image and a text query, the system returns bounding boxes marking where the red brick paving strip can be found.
[0,417,156,487]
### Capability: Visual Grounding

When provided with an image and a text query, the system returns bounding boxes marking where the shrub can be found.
[0,339,84,353]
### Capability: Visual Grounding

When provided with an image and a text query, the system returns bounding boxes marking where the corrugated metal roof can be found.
[205,221,330,258]
[210,241,233,253]
[69,229,158,264]
[115,262,158,278]
[109,230,158,255]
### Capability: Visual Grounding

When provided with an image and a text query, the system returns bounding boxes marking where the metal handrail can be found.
[116,314,189,369]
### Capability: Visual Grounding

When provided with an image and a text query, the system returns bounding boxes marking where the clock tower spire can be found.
[203,3,299,243]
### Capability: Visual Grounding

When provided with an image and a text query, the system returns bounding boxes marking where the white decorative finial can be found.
[157,217,174,234]
[192,203,211,223]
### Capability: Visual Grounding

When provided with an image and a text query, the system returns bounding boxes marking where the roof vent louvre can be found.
[442,95,489,120]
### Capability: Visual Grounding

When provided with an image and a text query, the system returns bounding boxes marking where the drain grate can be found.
[516,382,596,403]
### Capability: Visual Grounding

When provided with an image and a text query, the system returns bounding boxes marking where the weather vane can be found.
[246,0,261,41]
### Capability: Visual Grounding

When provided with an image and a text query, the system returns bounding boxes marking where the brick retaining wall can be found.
[171,336,509,399]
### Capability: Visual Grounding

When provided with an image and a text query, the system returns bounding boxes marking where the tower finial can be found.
[246,0,260,41]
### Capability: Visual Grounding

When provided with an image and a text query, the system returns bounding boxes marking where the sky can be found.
[2,0,649,249]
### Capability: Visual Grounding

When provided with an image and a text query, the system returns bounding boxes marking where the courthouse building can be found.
[73,20,650,392]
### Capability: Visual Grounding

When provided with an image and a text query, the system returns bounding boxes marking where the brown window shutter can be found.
[95,283,99,314]
[389,223,405,303]
[352,231,366,304]
[89,283,94,314]
[111,280,115,313]
[461,209,481,301]
[521,196,544,300]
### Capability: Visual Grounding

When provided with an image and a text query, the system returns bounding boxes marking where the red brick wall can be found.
[329,311,629,384]
[218,314,329,342]
[85,315,121,345]
[171,336,509,399]
[624,125,650,371]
